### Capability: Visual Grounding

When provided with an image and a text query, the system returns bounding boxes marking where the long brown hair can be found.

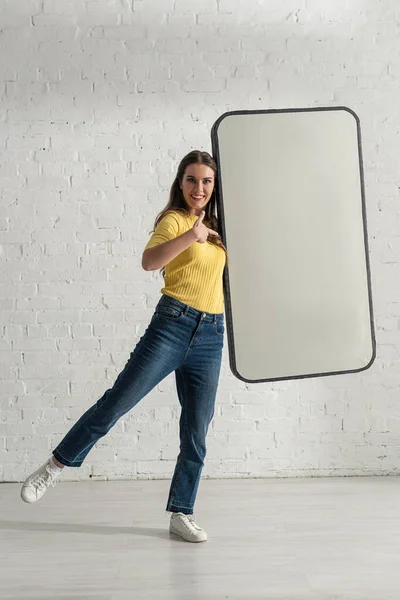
[150,150,229,279]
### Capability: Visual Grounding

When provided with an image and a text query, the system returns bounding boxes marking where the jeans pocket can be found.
[214,320,225,336]
[156,304,185,321]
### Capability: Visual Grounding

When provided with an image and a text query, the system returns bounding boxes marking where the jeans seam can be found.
[53,448,82,467]
[167,457,184,509]
[54,393,108,465]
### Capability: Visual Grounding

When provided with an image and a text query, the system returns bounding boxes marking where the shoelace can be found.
[33,466,59,497]
[177,514,202,531]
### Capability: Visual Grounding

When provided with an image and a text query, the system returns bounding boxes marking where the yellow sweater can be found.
[144,210,226,314]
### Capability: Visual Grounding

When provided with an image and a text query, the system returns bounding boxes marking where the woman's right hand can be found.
[191,211,220,244]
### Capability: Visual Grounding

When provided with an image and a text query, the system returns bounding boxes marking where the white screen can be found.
[211,107,376,383]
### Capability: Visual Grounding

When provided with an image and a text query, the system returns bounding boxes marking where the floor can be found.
[1,476,400,599]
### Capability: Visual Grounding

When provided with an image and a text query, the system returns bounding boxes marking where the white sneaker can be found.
[169,512,207,543]
[21,458,62,503]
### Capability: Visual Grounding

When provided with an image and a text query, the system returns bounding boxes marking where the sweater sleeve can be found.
[144,212,181,250]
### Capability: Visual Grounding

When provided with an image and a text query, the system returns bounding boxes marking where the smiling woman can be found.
[148,149,229,280]
[179,163,215,216]
[20,149,227,545]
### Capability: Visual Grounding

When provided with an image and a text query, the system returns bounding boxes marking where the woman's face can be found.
[180,163,215,216]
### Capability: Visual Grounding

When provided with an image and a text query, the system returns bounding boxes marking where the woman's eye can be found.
[187,179,211,183]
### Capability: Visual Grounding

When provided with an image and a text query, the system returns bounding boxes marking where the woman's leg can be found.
[52,311,187,467]
[166,311,224,515]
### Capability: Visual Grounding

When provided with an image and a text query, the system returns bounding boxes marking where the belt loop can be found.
[213,313,216,324]
[184,304,189,315]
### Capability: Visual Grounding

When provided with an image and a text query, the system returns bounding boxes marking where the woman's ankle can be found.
[52,456,65,469]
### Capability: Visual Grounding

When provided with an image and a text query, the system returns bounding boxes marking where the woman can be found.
[20,150,229,543]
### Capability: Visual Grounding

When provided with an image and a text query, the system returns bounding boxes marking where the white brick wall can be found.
[1,0,399,483]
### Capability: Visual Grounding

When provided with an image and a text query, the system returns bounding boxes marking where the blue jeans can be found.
[52,293,224,515]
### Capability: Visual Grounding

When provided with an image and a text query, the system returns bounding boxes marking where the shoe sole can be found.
[169,526,207,542]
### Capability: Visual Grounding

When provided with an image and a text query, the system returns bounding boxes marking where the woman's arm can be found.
[142,229,197,271]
